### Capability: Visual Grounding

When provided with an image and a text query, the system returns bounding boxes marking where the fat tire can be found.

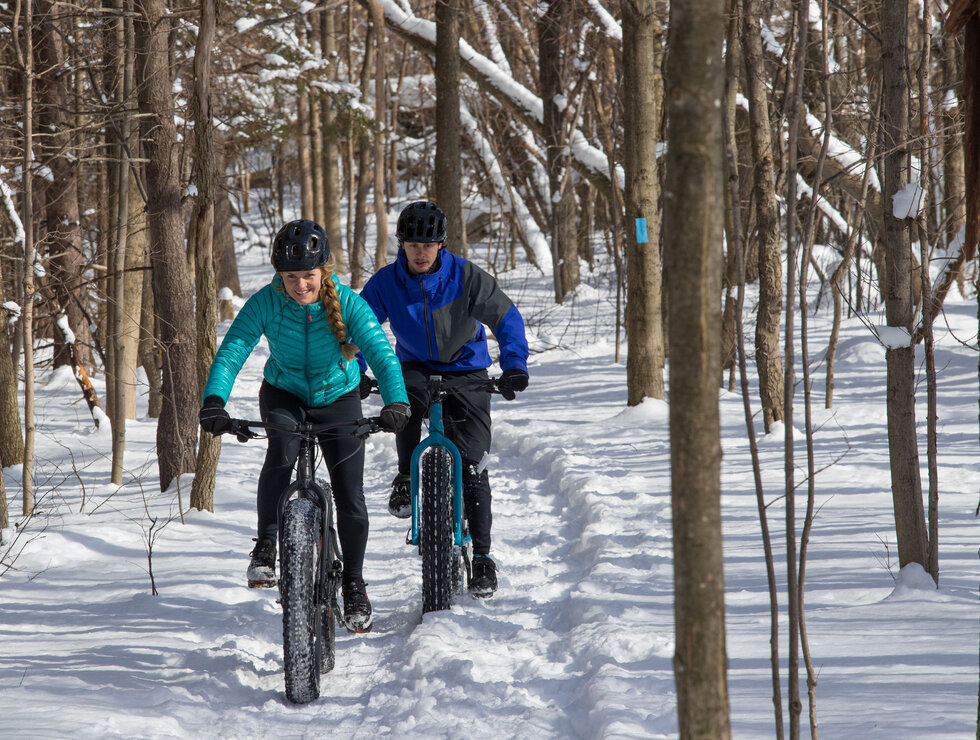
[280,497,320,704]
[420,446,455,613]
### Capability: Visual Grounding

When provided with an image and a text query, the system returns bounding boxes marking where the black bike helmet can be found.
[395,201,447,243]
[271,219,329,271]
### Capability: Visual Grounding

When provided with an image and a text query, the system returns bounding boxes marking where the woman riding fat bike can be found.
[199,218,410,632]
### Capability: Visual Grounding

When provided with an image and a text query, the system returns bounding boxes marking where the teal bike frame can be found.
[408,375,469,548]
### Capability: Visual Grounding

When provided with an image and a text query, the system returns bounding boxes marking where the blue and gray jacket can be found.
[360,249,528,374]
[202,274,408,407]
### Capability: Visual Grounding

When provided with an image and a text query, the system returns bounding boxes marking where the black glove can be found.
[379,402,411,433]
[497,369,529,400]
[199,395,232,435]
[359,373,375,400]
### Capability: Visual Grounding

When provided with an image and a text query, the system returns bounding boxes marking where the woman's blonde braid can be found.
[319,263,358,360]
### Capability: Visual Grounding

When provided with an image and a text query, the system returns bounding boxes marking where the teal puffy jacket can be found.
[202,274,407,407]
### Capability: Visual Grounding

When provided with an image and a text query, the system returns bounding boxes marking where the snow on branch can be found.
[371,0,623,193]
[460,106,552,271]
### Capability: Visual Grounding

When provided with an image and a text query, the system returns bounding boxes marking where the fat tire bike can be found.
[399,375,500,614]
[225,415,383,704]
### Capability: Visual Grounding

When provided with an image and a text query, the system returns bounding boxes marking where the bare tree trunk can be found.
[720,6,742,386]
[135,0,199,492]
[0,446,6,532]
[724,80,784,740]
[297,22,314,221]
[742,0,784,432]
[0,181,25,467]
[321,9,345,272]
[795,2,837,732]
[190,0,219,514]
[940,38,965,263]
[663,0,731,732]
[918,0,939,585]
[139,258,162,418]
[309,74,325,227]
[539,0,580,302]
[783,0,810,733]
[108,4,133,484]
[35,0,93,374]
[589,57,626,365]
[369,0,388,269]
[18,0,37,517]
[213,132,239,322]
[881,0,930,571]
[122,172,145,420]
[621,0,666,404]
[351,25,375,289]
[435,0,465,257]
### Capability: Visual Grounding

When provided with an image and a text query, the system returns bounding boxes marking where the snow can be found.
[1,229,977,739]
[893,182,926,220]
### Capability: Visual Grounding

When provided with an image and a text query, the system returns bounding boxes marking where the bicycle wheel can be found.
[280,496,320,704]
[420,446,456,613]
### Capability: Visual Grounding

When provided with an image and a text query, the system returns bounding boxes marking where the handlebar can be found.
[225,416,385,443]
[364,376,502,396]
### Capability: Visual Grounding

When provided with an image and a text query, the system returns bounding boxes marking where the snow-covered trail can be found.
[2,270,978,738]
[1,341,681,739]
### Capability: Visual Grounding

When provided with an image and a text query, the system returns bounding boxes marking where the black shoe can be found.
[388,474,411,519]
[247,538,276,588]
[342,577,373,633]
[469,554,497,598]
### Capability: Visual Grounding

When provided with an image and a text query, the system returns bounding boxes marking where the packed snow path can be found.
[1,290,976,738]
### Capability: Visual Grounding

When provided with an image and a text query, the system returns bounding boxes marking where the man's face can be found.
[402,241,443,275]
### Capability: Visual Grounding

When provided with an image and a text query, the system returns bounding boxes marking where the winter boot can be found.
[342,577,374,633]
[246,538,277,588]
[388,473,411,519]
[468,554,497,598]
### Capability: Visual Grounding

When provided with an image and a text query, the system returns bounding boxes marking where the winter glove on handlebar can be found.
[359,372,374,400]
[379,402,411,433]
[199,395,232,435]
[498,369,529,400]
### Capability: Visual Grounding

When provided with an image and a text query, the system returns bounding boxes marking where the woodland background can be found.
[1,0,977,736]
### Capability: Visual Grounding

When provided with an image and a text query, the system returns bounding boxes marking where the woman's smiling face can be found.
[279,269,322,304]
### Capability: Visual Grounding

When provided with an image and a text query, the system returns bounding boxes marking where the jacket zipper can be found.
[420,274,436,362]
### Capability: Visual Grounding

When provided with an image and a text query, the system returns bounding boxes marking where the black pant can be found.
[257,381,368,581]
[395,364,494,555]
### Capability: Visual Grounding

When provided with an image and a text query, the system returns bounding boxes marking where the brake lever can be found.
[230,419,258,443]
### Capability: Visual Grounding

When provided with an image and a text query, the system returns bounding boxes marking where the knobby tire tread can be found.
[281,497,320,703]
[420,447,455,613]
